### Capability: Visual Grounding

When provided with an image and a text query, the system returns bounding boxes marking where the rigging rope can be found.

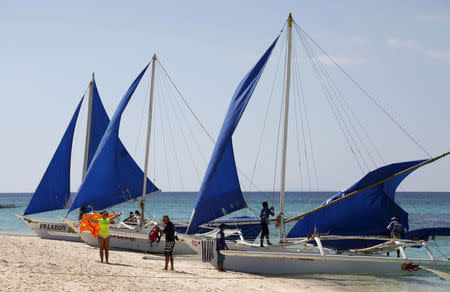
[159,70,185,190]
[298,28,376,170]
[155,71,172,191]
[293,21,431,158]
[272,30,289,206]
[133,70,152,158]
[297,27,366,173]
[249,28,286,189]
[157,60,215,144]
[159,65,203,186]
[291,40,312,190]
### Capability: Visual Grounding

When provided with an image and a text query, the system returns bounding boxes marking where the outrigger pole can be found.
[140,54,157,226]
[286,151,450,224]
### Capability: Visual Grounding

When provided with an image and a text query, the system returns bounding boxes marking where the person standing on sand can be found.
[216,223,228,272]
[260,201,275,247]
[156,215,175,271]
[85,211,121,264]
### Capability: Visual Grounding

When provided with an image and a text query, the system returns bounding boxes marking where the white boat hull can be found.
[17,216,81,242]
[69,222,195,254]
[183,236,450,275]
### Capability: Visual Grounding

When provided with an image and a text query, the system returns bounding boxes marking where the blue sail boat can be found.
[18,73,155,242]
[61,57,263,254]
[181,13,450,274]
[66,64,159,216]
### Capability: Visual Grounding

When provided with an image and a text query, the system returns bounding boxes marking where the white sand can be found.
[0,235,405,291]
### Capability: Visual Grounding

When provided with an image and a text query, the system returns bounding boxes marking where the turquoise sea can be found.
[1,191,449,291]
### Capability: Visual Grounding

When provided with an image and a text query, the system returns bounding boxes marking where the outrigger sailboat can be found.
[181,13,450,274]
[17,75,113,241]
[63,55,265,253]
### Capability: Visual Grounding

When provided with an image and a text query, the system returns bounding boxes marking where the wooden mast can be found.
[140,54,157,225]
[279,13,293,242]
[82,73,95,179]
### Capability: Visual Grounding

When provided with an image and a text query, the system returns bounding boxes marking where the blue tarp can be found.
[24,97,84,215]
[187,37,279,232]
[287,160,426,246]
[406,228,450,241]
[68,65,159,213]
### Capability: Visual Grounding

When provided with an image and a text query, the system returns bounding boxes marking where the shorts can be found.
[261,223,269,237]
[217,250,225,261]
[98,235,109,239]
[390,234,401,239]
[164,241,175,256]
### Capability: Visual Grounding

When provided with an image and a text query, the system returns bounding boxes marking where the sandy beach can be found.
[0,234,419,292]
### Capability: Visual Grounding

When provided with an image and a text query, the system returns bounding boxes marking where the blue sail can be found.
[287,159,426,244]
[86,81,110,167]
[24,97,84,215]
[187,37,279,232]
[68,64,159,213]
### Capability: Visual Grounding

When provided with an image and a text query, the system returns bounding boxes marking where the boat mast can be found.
[140,54,157,225]
[82,73,95,179]
[279,13,293,242]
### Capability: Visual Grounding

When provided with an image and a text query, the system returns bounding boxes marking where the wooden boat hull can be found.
[17,215,82,242]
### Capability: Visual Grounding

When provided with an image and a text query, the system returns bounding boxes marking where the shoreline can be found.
[0,234,335,291]
[1,235,447,291]
[0,232,35,237]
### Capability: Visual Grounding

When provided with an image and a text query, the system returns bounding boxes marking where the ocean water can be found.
[1,191,449,290]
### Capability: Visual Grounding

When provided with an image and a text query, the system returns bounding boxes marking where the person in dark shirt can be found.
[123,212,136,224]
[260,201,275,247]
[216,223,228,272]
[157,215,175,270]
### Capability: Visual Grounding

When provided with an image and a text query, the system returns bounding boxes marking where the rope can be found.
[293,21,431,158]
[160,69,203,186]
[297,27,366,173]
[133,68,152,158]
[298,28,375,170]
[291,40,311,190]
[249,29,286,188]
[155,72,172,190]
[159,70,185,190]
[272,30,288,206]
[432,238,450,260]
[157,60,215,144]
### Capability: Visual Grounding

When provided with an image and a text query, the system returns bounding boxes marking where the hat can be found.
[219,223,227,229]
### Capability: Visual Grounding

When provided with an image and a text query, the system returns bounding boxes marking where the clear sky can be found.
[1,0,449,193]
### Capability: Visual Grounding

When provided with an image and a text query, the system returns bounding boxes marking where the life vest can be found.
[149,226,161,245]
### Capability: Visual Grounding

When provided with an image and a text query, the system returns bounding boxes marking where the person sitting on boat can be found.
[386,216,407,258]
[85,211,122,264]
[156,215,175,271]
[134,210,143,225]
[216,223,228,272]
[260,201,275,247]
[123,212,137,224]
